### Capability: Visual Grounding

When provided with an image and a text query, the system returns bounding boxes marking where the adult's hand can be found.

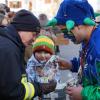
[66,85,83,100]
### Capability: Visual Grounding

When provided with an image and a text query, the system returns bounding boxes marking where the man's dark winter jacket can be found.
[0,24,34,100]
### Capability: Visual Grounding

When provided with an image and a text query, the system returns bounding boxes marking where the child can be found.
[26,35,60,84]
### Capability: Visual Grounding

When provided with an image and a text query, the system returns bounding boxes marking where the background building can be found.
[30,0,62,18]
[1,0,100,19]
[6,0,62,19]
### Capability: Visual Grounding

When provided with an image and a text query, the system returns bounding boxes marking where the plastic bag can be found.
[39,55,59,83]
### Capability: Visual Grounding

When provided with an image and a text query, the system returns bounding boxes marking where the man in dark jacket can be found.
[0,9,56,100]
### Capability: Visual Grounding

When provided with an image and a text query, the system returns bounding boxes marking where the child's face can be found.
[35,51,52,62]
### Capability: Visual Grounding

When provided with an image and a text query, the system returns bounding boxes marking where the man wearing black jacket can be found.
[0,9,56,100]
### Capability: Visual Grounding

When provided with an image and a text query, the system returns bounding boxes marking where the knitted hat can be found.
[32,35,55,54]
[11,9,40,32]
[55,0,95,25]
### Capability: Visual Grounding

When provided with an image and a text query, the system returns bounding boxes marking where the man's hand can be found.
[66,85,83,100]
[57,57,72,70]
[40,80,57,94]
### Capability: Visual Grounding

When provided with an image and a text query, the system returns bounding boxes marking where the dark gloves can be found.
[33,80,57,97]
[40,80,57,94]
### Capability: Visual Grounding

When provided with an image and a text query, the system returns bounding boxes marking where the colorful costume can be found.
[71,24,100,99]
[51,0,100,99]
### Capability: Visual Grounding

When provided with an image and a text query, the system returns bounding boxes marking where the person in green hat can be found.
[47,0,100,100]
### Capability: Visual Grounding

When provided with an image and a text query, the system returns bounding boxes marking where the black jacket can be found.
[0,24,33,100]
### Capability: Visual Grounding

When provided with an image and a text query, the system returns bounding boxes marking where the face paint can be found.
[63,30,77,43]
[69,35,76,43]
[60,27,77,43]
[68,34,76,43]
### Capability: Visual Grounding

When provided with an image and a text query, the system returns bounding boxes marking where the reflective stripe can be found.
[21,76,35,100]
[28,82,35,99]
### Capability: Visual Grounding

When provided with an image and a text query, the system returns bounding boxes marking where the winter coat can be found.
[26,54,61,83]
[71,25,100,100]
[0,24,36,100]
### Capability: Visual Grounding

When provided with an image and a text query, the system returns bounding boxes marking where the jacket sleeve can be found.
[81,85,100,100]
[81,31,100,100]
[81,59,100,100]
[0,47,40,99]
[21,75,41,99]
